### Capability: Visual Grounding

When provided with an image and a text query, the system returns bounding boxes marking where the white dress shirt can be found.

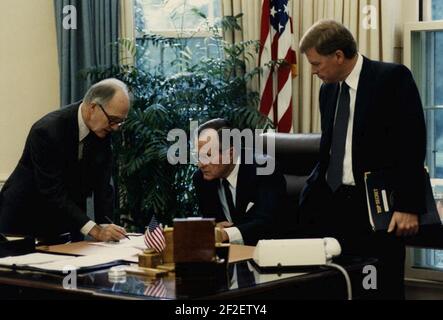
[335,53,364,186]
[218,160,244,244]
[77,104,97,236]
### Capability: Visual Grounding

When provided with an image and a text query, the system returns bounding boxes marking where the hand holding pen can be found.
[104,216,130,240]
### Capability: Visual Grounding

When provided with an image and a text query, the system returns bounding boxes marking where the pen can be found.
[105,216,130,240]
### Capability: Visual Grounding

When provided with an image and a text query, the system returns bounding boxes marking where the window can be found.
[134,0,222,75]
[423,0,443,20]
[136,0,220,33]
[432,0,443,19]
[404,0,443,282]
[410,30,443,179]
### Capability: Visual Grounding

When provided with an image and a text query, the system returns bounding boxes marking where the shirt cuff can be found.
[224,227,244,245]
[80,221,97,236]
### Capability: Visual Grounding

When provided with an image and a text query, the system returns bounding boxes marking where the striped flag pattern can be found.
[144,215,166,253]
[144,278,167,298]
[259,0,297,133]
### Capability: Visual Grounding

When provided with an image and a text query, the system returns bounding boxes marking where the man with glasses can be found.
[0,78,130,242]
[193,119,287,246]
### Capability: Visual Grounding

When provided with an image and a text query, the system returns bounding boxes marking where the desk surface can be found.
[37,241,256,264]
[0,255,377,300]
[0,240,378,300]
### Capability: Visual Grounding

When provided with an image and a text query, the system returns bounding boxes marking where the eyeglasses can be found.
[96,103,126,127]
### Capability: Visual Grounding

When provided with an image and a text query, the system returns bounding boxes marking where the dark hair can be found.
[197,118,233,151]
[299,19,357,59]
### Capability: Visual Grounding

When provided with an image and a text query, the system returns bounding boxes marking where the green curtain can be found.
[54,0,120,106]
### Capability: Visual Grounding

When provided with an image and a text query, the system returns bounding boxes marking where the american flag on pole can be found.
[259,0,297,133]
[144,215,166,253]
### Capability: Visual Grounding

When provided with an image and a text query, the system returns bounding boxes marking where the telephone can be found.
[253,238,342,268]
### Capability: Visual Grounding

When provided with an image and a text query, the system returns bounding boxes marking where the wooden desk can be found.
[0,251,378,300]
[37,241,255,264]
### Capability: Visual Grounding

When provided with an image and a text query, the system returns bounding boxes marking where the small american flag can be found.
[144,278,167,298]
[144,215,166,253]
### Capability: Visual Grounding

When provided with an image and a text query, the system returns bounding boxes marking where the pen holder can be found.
[161,227,174,264]
[215,243,230,265]
[139,249,162,268]
[215,227,223,243]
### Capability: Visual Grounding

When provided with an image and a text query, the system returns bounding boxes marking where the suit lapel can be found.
[235,163,252,214]
[353,57,374,142]
[208,179,225,221]
[62,103,81,163]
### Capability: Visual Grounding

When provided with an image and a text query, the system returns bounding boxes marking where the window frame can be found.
[136,0,222,37]
[404,21,443,68]
[138,30,217,38]
[405,247,443,282]
[422,0,433,21]
[404,20,443,283]
[135,0,223,73]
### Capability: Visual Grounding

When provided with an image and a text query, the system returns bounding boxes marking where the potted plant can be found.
[84,12,273,231]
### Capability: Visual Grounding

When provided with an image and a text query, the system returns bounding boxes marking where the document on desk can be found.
[89,235,146,250]
[86,242,144,263]
[92,246,142,263]
[0,253,75,267]
[27,254,127,272]
[37,240,144,264]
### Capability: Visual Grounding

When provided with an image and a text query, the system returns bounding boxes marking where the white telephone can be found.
[253,238,342,267]
[253,238,352,300]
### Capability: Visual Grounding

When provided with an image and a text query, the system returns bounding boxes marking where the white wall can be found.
[0,0,60,181]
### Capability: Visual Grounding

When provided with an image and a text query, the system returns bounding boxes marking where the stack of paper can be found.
[0,253,74,267]
[27,254,126,272]
[89,236,146,250]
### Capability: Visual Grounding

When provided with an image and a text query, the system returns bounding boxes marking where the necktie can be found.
[327,82,350,192]
[236,262,256,288]
[222,179,237,220]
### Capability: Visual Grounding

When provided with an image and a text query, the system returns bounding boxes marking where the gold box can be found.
[162,227,174,264]
[139,250,162,268]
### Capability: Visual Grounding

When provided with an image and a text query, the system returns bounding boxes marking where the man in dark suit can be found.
[0,79,130,242]
[298,20,427,299]
[193,119,287,246]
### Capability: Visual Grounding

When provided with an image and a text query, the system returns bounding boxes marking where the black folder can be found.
[364,169,442,231]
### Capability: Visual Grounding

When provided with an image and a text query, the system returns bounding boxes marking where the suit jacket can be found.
[299,56,427,225]
[193,157,287,246]
[0,102,114,237]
